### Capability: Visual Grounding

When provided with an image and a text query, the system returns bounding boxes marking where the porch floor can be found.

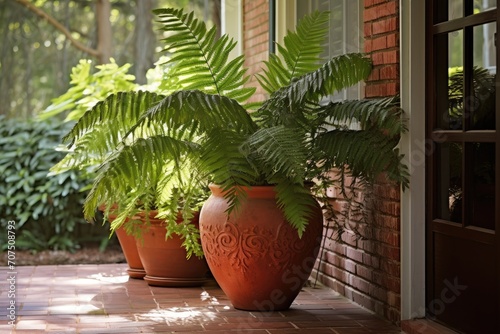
[0,263,406,333]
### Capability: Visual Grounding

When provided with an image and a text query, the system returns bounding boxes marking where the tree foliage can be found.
[1,0,219,119]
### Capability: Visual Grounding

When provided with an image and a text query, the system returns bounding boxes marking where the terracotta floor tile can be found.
[269,329,336,334]
[0,264,405,334]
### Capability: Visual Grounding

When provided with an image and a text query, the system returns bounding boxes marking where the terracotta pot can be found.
[199,184,323,311]
[136,212,212,287]
[103,206,145,279]
[114,226,146,279]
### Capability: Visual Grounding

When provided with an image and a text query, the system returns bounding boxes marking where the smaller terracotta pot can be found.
[102,205,146,279]
[136,212,211,287]
[114,226,146,279]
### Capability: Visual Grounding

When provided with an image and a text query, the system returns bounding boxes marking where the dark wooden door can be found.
[426,1,500,333]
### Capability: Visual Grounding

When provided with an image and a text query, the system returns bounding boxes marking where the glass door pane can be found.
[437,30,464,130]
[437,142,463,223]
[476,0,497,12]
[468,142,496,229]
[471,22,496,130]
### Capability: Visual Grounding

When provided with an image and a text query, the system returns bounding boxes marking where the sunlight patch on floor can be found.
[137,307,218,324]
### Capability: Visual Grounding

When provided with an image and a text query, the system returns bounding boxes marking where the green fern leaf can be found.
[129,90,258,140]
[319,96,407,137]
[64,91,165,146]
[198,129,260,213]
[257,53,372,126]
[154,8,255,103]
[244,126,308,184]
[315,129,409,189]
[274,180,317,236]
[257,10,330,93]
[84,135,197,220]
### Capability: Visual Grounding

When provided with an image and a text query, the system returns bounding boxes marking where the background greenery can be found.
[0,0,219,252]
[1,0,219,120]
[0,116,113,252]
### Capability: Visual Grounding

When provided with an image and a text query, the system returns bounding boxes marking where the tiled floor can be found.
[0,264,405,333]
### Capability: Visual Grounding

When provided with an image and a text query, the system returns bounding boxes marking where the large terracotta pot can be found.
[199,184,324,311]
[136,212,212,287]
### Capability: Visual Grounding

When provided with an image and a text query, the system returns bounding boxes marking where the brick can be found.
[366,82,400,97]
[364,22,373,36]
[350,276,371,294]
[372,35,388,51]
[345,259,357,273]
[332,266,349,282]
[383,50,399,63]
[373,272,401,294]
[369,284,390,303]
[373,213,400,230]
[346,247,364,263]
[325,238,346,255]
[363,2,397,22]
[367,68,380,80]
[365,0,374,7]
[374,183,400,200]
[371,50,399,65]
[244,0,266,12]
[351,289,375,310]
[340,231,358,247]
[375,243,400,261]
[373,228,400,247]
[356,264,373,281]
[372,17,398,35]
[387,32,399,47]
[364,253,380,269]
[386,306,401,324]
[374,199,400,216]
[380,259,400,277]
[387,291,400,308]
[245,12,268,28]
[324,250,343,267]
[364,39,373,53]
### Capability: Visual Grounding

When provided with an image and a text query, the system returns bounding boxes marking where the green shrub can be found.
[0,116,110,252]
[38,58,137,121]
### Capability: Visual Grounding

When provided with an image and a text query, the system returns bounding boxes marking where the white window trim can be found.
[221,0,243,59]
[399,0,426,320]
[275,1,296,46]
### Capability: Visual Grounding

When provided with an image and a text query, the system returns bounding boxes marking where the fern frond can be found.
[319,96,407,137]
[154,8,255,103]
[315,129,409,189]
[64,91,165,147]
[257,53,372,126]
[84,135,198,221]
[129,90,258,139]
[243,125,308,184]
[198,129,260,213]
[274,180,318,237]
[257,10,330,93]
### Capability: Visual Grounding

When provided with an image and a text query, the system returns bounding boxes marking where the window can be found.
[296,0,363,101]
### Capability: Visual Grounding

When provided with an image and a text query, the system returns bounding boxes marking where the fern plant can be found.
[56,8,408,255]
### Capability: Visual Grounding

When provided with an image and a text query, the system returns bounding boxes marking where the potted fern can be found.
[48,60,211,285]
[61,8,408,309]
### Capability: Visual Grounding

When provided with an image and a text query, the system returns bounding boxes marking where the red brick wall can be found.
[313,174,401,323]
[242,0,269,103]
[364,0,400,98]
[312,0,402,325]
[240,0,402,325]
